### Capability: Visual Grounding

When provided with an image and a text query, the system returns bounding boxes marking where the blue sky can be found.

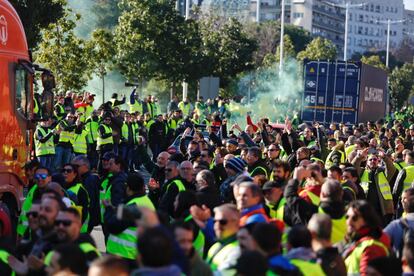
[405,0,414,10]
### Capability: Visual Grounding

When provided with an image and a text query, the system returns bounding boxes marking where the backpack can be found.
[398,218,414,258]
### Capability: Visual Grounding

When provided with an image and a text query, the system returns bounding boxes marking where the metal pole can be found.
[386,19,390,68]
[183,0,190,101]
[256,0,260,23]
[279,0,285,72]
[344,2,349,61]
[102,74,105,105]
[185,0,190,19]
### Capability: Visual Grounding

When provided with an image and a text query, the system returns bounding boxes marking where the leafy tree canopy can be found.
[389,63,414,110]
[297,37,337,61]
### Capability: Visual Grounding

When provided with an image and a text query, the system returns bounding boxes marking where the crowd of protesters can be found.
[2,88,414,276]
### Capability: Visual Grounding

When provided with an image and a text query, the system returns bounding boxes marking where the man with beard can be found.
[52,208,100,263]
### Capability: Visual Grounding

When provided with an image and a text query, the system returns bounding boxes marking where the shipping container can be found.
[301,60,388,125]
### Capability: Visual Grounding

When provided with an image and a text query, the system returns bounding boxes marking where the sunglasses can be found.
[200,154,208,157]
[55,220,72,227]
[345,214,360,222]
[368,158,378,161]
[214,219,228,226]
[62,168,74,174]
[268,148,279,152]
[27,211,38,218]
[165,168,173,172]
[35,173,48,180]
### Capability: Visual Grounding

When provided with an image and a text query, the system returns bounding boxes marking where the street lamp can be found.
[323,1,367,61]
[256,0,260,22]
[182,0,191,101]
[279,0,285,73]
[377,19,406,67]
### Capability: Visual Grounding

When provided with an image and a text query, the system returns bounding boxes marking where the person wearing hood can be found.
[246,146,270,184]
[341,200,391,276]
[285,168,347,244]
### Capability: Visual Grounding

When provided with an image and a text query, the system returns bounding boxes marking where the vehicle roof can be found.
[0,0,29,58]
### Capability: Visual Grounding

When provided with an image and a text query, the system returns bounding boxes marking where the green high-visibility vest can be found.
[100,173,112,223]
[345,145,356,158]
[178,102,191,116]
[325,150,345,169]
[299,190,320,206]
[58,121,75,144]
[0,249,15,276]
[394,161,407,172]
[97,124,113,147]
[106,195,155,260]
[85,117,99,144]
[68,183,90,233]
[402,165,414,192]
[184,214,205,256]
[129,101,143,114]
[206,238,239,272]
[34,126,55,156]
[17,185,38,236]
[360,170,392,200]
[344,238,389,275]
[33,97,40,115]
[168,118,183,130]
[145,119,154,130]
[266,197,286,221]
[121,123,129,142]
[73,129,88,154]
[318,207,346,244]
[166,179,186,192]
[250,166,268,179]
[290,259,325,276]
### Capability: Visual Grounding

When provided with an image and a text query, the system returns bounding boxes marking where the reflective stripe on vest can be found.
[68,183,90,233]
[325,150,345,169]
[402,165,414,192]
[207,239,239,272]
[184,214,205,256]
[58,121,74,144]
[344,238,389,275]
[250,166,268,179]
[34,127,55,156]
[166,180,186,192]
[106,196,155,259]
[290,259,325,276]
[360,170,392,200]
[17,185,38,236]
[73,129,88,154]
[97,124,113,146]
[318,207,346,244]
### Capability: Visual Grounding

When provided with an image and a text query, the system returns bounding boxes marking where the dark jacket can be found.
[196,186,222,212]
[316,247,346,276]
[159,177,182,217]
[81,171,100,229]
[108,171,127,207]
[284,178,346,225]
[248,159,270,178]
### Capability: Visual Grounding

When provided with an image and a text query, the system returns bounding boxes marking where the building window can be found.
[359,14,363,22]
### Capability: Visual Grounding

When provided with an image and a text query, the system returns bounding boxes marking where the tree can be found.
[10,0,66,49]
[394,38,414,64]
[115,0,203,87]
[389,63,414,110]
[285,24,312,54]
[35,10,93,91]
[297,37,337,61]
[361,55,387,71]
[200,16,257,87]
[262,34,295,67]
[244,20,280,67]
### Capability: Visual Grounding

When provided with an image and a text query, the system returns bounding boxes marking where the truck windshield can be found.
[15,65,30,118]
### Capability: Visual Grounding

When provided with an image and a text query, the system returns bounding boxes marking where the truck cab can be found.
[0,0,34,227]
